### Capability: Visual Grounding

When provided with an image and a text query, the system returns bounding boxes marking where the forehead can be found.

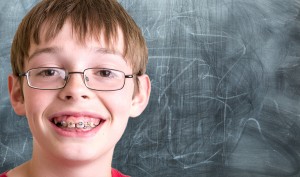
[29,20,125,57]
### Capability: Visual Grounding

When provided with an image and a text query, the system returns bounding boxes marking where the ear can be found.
[130,74,151,117]
[8,74,26,116]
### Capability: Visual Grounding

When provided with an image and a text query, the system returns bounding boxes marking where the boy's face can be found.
[9,21,150,163]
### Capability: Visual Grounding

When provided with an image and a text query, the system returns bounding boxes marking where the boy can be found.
[2,0,151,177]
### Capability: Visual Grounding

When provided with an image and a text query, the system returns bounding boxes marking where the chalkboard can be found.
[1,0,300,176]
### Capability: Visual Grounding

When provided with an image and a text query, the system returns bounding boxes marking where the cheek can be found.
[104,93,132,142]
[22,89,53,129]
[102,86,134,121]
[24,90,47,113]
[109,94,132,118]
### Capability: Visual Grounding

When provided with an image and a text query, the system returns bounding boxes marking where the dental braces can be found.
[55,121,99,129]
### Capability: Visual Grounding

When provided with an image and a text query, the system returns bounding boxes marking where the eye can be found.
[42,69,55,76]
[87,68,123,81]
[35,68,62,77]
[96,69,116,78]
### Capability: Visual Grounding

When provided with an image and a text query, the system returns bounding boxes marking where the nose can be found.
[58,72,91,101]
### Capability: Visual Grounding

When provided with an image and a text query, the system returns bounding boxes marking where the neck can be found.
[25,144,114,177]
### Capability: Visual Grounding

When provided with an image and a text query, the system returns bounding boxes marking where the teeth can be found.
[94,121,100,126]
[68,122,76,128]
[61,121,67,127]
[53,120,101,129]
[85,122,94,128]
[76,121,85,128]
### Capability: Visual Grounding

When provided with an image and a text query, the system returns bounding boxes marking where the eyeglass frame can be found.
[18,67,134,91]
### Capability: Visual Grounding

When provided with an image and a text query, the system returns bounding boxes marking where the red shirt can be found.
[0,168,129,177]
[112,168,130,177]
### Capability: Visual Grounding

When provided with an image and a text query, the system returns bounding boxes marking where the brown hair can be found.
[11,0,148,80]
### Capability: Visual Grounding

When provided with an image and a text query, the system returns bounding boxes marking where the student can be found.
[1,0,151,176]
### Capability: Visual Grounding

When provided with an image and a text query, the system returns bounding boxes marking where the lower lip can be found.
[50,121,104,138]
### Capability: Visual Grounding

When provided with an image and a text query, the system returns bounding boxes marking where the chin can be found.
[56,149,101,164]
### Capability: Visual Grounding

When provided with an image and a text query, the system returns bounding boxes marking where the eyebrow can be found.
[28,47,62,60]
[94,47,123,57]
[27,46,124,62]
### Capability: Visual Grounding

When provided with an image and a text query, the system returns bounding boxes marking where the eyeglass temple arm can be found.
[125,75,134,78]
[18,73,27,77]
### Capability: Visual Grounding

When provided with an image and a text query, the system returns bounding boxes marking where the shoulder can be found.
[0,171,8,177]
[112,168,130,177]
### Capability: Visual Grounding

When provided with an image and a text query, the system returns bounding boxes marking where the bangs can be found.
[32,0,124,55]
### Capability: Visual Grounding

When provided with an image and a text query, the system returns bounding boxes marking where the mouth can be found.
[49,113,106,133]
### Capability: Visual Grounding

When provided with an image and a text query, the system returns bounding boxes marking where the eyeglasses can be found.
[18,67,134,91]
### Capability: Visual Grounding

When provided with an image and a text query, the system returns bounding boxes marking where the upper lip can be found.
[48,111,105,121]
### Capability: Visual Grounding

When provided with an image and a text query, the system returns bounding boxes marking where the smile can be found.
[53,119,101,129]
[49,112,106,134]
